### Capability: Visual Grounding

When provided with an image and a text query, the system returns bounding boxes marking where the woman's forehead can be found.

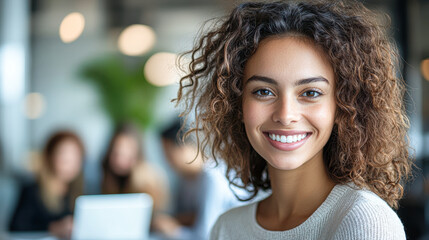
[244,36,335,86]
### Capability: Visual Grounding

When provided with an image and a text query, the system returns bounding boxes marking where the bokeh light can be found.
[118,24,156,56]
[144,52,181,87]
[59,12,85,43]
[421,58,429,81]
[24,93,46,119]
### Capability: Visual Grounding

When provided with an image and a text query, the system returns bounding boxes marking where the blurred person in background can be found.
[153,119,247,240]
[9,130,85,239]
[101,123,169,214]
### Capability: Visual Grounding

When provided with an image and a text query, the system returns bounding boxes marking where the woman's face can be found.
[109,134,139,176]
[242,36,336,171]
[52,139,83,183]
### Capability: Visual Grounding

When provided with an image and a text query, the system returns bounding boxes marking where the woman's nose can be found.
[271,97,300,126]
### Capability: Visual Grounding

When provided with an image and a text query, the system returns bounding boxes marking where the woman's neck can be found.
[257,155,335,231]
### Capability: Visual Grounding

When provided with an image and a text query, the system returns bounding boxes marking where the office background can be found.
[0,0,429,239]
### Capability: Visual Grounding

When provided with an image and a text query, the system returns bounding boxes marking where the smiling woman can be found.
[176,0,412,239]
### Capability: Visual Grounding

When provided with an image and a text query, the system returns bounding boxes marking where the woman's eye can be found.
[302,90,321,98]
[253,89,274,97]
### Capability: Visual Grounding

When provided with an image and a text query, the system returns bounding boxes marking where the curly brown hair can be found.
[176,0,412,209]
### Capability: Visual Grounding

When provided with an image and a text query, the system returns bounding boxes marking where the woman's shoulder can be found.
[334,184,386,204]
[337,184,399,214]
[331,184,406,239]
[210,201,258,239]
[218,201,256,220]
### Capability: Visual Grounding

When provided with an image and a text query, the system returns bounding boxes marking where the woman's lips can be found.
[264,131,311,151]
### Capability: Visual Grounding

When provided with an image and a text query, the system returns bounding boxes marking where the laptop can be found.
[72,193,153,240]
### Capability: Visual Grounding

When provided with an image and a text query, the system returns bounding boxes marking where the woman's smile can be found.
[263,131,312,151]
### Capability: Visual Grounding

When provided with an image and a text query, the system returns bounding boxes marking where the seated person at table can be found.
[152,119,247,239]
[101,124,169,212]
[9,130,85,239]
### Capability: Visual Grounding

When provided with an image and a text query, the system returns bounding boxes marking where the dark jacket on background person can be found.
[9,182,71,231]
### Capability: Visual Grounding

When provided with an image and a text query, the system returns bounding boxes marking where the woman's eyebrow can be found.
[246,75,277,85]
[294,77,329,86]
[246,75,329,86]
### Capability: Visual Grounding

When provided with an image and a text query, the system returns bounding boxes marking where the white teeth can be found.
[269,133,307,143]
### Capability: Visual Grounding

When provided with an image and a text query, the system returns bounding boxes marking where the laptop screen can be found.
[72,193,153,240]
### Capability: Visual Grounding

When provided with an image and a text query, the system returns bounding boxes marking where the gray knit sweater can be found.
[210,184,406,240]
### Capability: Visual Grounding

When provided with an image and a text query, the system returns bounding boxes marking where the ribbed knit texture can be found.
[210,184,406,240]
